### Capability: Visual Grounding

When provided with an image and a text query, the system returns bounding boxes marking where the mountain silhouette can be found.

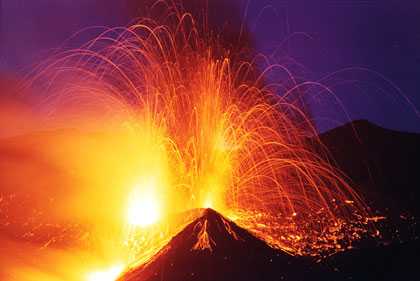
[119,208,331,281]
[318,120,420,281]
[317,120,420,245]
[319,120,420,216]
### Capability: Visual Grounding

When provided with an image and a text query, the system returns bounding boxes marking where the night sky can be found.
[1,0,419,133]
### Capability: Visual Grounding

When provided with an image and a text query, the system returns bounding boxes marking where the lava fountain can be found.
[2,2,379,280]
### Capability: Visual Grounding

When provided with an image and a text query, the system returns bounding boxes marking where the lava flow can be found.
[0,2,379,281]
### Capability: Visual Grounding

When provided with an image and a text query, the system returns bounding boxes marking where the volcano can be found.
[119,208,330,281]
[1,121,420,280]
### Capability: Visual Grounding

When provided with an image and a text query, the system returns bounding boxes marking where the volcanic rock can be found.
[119,208,331,281]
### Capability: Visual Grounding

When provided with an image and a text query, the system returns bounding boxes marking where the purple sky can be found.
[1,0,419,133]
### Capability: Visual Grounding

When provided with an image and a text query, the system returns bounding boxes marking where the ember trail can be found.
[25,2,377,280]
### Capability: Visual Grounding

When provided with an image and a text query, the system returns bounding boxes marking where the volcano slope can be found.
[119,208,332,281]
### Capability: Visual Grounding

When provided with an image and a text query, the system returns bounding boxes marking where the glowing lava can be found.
[127,181,161,227]
[203,196,214,209]
[28,1,377,259]
[86,264,124,281]
[0,2,382,281]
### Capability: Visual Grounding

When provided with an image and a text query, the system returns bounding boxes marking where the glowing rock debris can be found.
[1,2,379,281]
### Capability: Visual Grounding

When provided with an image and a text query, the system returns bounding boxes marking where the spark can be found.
[32,3,376,258]
[5,2,381,279]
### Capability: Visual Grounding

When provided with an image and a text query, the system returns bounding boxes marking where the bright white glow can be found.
[203,196,213,209]
[127,180,161,227]
[86,264,124,281]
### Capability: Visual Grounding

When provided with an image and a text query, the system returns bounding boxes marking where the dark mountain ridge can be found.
[319,119,420,215]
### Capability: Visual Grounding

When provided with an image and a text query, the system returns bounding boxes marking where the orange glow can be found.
[192,220,214,252]
[0,2,380,280]
[86,264,124,281]
[203,196,214,209]
[126,182,161,227]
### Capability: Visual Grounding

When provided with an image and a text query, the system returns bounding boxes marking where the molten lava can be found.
[0,2,380,281]
[127,183,161,227]
[86,264,124,281]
